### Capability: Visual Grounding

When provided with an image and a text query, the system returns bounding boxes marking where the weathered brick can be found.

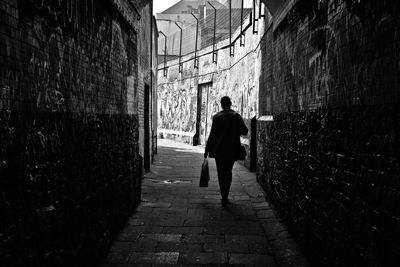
[229,253,276,266]
[0,0,155,265]
[258,105,400,266]
[178,252,227,265]
[129,252,179,264]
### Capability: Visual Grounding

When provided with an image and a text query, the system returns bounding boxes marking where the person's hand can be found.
[204,152,208,158]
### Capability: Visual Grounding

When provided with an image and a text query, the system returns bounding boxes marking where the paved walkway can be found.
[102,139,309,266]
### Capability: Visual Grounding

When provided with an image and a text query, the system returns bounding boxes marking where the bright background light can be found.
[153,0,181,15]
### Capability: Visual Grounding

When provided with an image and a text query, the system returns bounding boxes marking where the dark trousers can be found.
[215,159,235,198]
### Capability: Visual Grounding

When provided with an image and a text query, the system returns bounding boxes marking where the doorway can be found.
[194,82,213,145]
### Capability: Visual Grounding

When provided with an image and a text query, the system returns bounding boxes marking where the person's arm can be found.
[205,116,217,158]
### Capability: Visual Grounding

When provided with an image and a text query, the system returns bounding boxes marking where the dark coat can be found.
[205,109,248,160]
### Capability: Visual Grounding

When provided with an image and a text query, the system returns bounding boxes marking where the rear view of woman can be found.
[204,96,248,205]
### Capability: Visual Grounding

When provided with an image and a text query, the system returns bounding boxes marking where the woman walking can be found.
[204,96,248,205]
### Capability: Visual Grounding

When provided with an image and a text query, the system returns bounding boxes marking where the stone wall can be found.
[257,0,400,265]
[0,0,146,265]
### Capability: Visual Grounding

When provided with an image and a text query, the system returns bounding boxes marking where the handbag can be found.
[236,145,246,160]
[199,158,210,187]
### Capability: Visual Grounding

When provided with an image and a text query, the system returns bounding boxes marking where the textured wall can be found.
[260,0,400,115]
[0,0,138,113]
[257,0,400,266]
[135,0,152,157]
[158,62,198,133]
[0,110,140,266]
[258,106,400,266]
[0,0,145,265]
[152,16,158,160]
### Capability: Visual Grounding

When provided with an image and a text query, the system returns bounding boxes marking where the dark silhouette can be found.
[204,96,248,205]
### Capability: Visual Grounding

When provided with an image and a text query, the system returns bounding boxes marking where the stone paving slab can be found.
[102,139,309,266]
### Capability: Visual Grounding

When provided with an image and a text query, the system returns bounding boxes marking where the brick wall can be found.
[0,0,145,265]
[135,0,152,159]
[257,0,400,265]
[0,110,140,266]
[152,18,158,159]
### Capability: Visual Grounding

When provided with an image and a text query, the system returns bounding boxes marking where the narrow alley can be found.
[2,0,400,266]
[103,139,309,266]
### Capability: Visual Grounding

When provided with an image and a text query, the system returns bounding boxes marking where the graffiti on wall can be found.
[0,0,137,114]
[256,2,400,265]
[157,32,260,139]
[265,0,400,113]
[0,0,143,265]
[230,55,257,118]
[158,64,198,133]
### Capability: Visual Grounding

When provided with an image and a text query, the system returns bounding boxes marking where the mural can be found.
[0,0,137,114]
[199,82,214,144]
[158,64,197,133]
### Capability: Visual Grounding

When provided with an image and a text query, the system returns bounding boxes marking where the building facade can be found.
[0,0,157,265]
[158,0,400,265]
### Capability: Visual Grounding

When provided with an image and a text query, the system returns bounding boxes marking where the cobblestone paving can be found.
[102,139,309,266]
